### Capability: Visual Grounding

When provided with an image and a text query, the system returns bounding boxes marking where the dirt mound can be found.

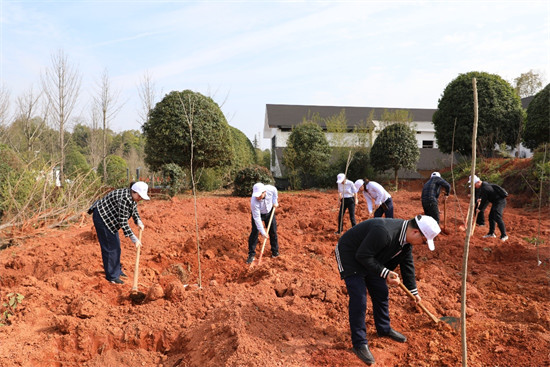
[0,185,549,366]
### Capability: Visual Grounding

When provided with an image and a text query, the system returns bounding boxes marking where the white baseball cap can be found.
[431,172,441,178]
[354,179,364,191]
[336,173,346,184]
[468,175,481,187]
[414,215,441,251]
[131,181,150,200]
[252,182,265,197]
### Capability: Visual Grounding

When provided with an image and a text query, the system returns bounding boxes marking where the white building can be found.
[264,104,453,179]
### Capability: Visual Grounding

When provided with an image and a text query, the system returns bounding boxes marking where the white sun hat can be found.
[252,182,265,197]
[415,215,441,251]
[131,181,150,200]
[336,173,346,184]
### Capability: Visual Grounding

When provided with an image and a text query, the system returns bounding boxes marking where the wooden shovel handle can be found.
[131,229,142,292]
[398,282,439,324]
[257,207,276,265]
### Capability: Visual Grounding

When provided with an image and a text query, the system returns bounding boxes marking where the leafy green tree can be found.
[98,154,127,188]
[233,165,274,197]
[143,90,232,179]
[282,121,331,189]
[65,142,90,179]
[523,83,550,150]
[370,123,419,190]
[229,126,255,177]
[513,70,544,98]
[433,71,524,157]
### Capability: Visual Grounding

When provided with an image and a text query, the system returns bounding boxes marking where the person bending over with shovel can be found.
[247,182,279,264]
[421,172,450,224]
[354,178,393,219]
[334,214,441,366]
[88,181,149,284]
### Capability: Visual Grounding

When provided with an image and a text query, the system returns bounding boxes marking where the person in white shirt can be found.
[355,178,394,218]
[336,173,358,234]
[247,182,280,264]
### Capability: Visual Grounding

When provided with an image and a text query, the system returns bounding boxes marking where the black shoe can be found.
[352,344,375,365]
[246,255,255,264]
[110,278,124,285]
[272,252,279,258]
[378,328,407,343]
[120,271,128,278]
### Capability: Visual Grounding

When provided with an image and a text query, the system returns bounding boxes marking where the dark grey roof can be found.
[266,104,437,129]
[521,96,534,109]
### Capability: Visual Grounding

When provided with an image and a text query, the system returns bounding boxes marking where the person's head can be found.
[252,182,266,200]
[407,215,441,250]
[431,172,441,178]
[363,178,370,190]
[336,173,346,184]
[354,179,364,192]
[131,181,150,202]
[468,175,482,189]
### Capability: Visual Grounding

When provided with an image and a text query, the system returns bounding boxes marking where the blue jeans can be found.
[93,209,122,281]
[344,273,391,347]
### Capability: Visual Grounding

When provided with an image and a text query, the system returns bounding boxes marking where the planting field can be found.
[0,177,548,367]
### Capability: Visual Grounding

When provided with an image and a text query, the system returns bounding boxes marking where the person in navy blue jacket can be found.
[334,215,441,365]
[421,172,451,223]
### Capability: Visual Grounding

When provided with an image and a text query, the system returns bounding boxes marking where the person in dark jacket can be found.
[421,172,451,223]
[88,181,149,284]
[469,175,508,242]
[334,215,441,365]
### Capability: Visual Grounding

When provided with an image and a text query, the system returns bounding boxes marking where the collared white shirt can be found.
[363,181,391,214]
[338,179,358,198]
[250,184,278,236]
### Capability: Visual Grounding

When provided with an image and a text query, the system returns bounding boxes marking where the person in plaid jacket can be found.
[88,181,150,284]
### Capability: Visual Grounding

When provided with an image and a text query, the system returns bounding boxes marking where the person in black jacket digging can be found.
[334,215,441,365]
[469,175,509,242]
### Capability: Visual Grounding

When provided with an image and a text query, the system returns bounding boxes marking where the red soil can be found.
[0,180,548,367]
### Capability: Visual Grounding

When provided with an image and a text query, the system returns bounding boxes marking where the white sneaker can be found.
[482,233,497,238]
[500,235,509,242]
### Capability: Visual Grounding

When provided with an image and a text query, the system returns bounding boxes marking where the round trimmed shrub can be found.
[233,165,274,197]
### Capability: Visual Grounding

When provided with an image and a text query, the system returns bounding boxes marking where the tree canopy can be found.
[143,90,232,173]
[282,121,330,189]
[523,83,550,150]
[370,123,419,190]
[433,71,523,156]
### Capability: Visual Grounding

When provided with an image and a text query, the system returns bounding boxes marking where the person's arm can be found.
[251,201,267,237]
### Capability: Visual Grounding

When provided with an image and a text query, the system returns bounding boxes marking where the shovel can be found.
[254,207,276,266]
[398,282,458,330]
[129,228,146,304]
[441,198,450,235]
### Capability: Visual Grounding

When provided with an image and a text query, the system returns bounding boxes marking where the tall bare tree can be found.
[137,70,158,126]
[41,49,82,186]
[0,84,12,144]
[11,86,49,157]
[93,68,123,182]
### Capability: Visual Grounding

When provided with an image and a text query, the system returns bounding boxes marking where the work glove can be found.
[137,220,145,231]
[130,234,142,248]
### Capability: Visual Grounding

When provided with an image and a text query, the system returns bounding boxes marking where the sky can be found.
[1,0,549,149]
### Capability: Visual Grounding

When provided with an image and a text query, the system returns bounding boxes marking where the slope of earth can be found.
[0,180,548,367]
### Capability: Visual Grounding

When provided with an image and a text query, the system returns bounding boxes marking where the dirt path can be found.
[0,181,548,367]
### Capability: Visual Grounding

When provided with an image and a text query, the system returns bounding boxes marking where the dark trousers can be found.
[488,199,507,237]
[422,200,440,223]
[374,198,394,218]
[248,209,278,256]
[344,273,391,347]
[338,197,356,232]
[475,201,485,225]
[93,209,122,281]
